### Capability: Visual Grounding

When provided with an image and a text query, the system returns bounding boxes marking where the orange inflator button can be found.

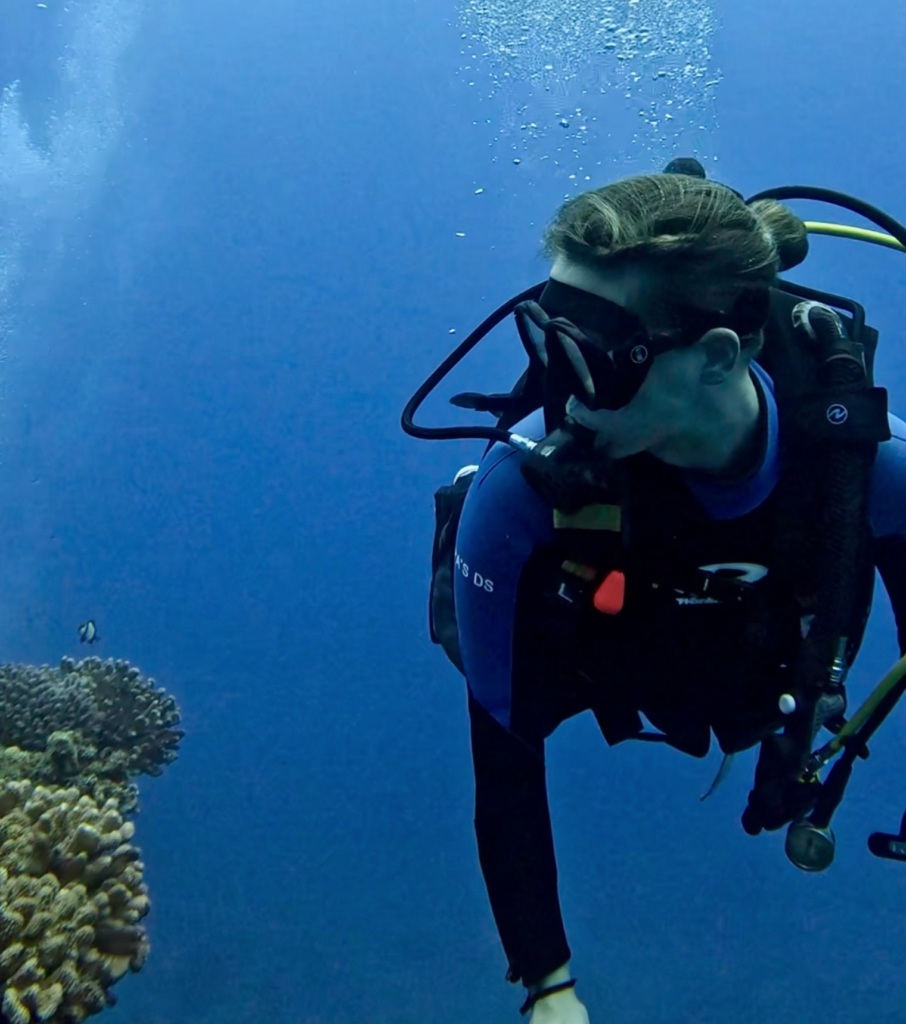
[593,571,625,615]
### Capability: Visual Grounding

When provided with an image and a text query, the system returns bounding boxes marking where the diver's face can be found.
[575,344,708,461]
[551,258,717,461]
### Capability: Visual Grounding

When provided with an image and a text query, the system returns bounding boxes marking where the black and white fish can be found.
[78,620,99,644]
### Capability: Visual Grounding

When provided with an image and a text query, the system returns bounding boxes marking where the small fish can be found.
[78,620,99,644]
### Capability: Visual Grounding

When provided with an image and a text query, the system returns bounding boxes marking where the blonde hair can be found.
[540,173,809,354]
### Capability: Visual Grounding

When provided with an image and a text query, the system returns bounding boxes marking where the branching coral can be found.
[0,738,136,819]
[65,657,182,779]
[0,668,97,753]
[0,781,150,1023]
[0,659,183,805]
[0,656,183,1021]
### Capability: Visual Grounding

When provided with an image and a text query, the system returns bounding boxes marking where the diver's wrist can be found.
[527,962,572,996]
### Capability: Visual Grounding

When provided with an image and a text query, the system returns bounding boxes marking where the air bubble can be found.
[456,0,719,173]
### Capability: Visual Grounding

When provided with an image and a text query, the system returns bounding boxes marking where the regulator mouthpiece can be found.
[518,421,612,514]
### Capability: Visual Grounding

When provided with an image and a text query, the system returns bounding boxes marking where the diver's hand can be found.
[528,986,591,1024]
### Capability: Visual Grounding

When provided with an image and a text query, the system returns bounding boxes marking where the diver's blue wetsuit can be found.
[455,361,906,988]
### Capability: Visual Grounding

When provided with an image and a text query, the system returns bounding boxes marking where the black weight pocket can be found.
[429,468,477,675]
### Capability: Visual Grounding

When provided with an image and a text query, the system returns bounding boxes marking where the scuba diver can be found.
[402,158,906,1023]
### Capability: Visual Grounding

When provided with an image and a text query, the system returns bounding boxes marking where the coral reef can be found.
[0,781,149,1023]
[0,659,183,815]
[0,657,182,772]
[0,657,183,1022]
[0,739,133,819]
[0,668,96,751]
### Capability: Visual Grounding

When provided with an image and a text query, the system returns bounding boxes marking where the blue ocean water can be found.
[0,0,904,1021]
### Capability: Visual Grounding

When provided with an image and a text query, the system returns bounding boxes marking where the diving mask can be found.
[511,279,768,509]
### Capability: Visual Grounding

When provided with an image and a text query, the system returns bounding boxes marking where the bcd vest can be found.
[430,283,889,757]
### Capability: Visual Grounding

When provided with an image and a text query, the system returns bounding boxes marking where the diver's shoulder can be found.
[460,430,552,541]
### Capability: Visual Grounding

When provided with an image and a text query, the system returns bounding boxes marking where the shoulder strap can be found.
[742,284,890,836]
[760,284,886,643]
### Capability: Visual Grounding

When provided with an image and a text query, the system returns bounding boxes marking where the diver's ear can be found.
[698,328,741,385]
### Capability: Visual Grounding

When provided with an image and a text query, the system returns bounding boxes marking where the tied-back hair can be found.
[540,172,809,358]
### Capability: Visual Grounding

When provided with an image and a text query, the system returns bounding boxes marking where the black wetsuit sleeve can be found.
[453,428,571,988]
[468,689,571,988]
